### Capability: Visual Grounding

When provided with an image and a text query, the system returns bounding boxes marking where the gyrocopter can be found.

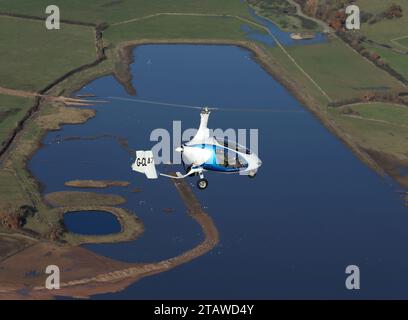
[131,106,262,190]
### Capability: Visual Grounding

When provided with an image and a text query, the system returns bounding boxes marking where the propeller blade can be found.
[108,96,304,113]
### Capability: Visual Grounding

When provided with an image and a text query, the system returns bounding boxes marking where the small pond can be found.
[64,211,121,235]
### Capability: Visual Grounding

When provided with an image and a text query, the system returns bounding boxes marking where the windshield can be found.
[214,137,251,154]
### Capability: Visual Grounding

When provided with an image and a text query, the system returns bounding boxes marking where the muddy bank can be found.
[363,149,408,188]
[61,206,144,245]
[51,134,134,155]
[45,191,126,207]
[64,180,130,188]
[0,179,219,299]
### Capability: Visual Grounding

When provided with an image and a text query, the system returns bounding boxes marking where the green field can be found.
[356,0,408,79]
[105,15,260,43]
[0,95,32,147]
[286,38,404,101]
[356,0,408,44]
[363,43,408,80]
[0,16,96,91]
[331,103,408,158]
[0,0,251,24]
[394,37,408,49]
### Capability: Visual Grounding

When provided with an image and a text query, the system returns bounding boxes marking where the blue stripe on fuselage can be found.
[189,143,246,172]
[202,163,240,172]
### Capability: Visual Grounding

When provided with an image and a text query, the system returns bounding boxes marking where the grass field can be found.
[356,0,408,43]
[0,0,251,24]
[356,0,408,79]
[331,103,408,158]
[363,43,408,80]
[105,15,259,43]
[0,95,32,146]
[0,16,96,91]
[394,36,408,49]
[286,37,404,101]
[266,44,330,106]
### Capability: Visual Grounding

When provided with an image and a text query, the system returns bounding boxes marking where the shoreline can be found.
[60,206,144,245]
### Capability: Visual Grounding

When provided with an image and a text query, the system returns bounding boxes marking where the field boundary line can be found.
[391,35,408,50]
[341,114,408,129]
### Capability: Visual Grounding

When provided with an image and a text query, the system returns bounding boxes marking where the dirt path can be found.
[342,114,408,128]
[0,86,105,106]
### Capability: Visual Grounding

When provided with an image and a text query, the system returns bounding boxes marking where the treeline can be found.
[337,31,408,85]
[0,204,67,241]
[293,1,403,26]
[329,91,408,108]
[0,205,36,230]
[293,0,351,22]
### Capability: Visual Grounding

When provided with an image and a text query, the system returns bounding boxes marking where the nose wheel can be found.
[197,171,208,190]
[197,178,208,190]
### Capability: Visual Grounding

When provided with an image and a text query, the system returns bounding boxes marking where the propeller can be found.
[108,96,305,113]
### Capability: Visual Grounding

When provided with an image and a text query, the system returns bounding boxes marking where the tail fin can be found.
[132,150,158,179]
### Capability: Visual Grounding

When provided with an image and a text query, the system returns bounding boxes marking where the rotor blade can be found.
[108,96,304,113]
[211,106,304,113]
[108,96,202,110]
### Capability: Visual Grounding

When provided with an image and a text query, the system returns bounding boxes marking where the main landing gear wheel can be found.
[197,178,208,190]
[248,172,256,179]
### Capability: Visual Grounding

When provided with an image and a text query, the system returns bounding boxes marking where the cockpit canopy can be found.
[214,137,251,155]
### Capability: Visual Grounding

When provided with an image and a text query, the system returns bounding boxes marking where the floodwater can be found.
[63,211,121,235]
[29,43,408,299]
[244,7,327,47]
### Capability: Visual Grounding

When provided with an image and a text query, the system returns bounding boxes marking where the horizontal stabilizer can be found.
[132,150,158,179]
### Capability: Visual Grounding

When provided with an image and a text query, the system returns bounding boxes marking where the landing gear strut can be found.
[186,165,196,177]
[197,172,208,190]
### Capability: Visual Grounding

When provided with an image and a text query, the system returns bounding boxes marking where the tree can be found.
[384,4,403,19]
